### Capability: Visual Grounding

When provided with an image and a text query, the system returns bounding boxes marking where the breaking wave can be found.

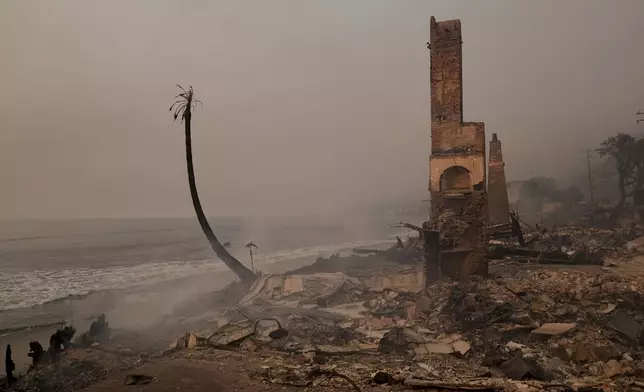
[0,238,397,311]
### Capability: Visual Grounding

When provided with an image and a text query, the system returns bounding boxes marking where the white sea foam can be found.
[0,237,399,311]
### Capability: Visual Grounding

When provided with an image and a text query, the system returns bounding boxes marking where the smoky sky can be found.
[1,0,644,220]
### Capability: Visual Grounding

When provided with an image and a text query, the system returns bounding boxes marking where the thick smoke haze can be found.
[1,0,644,220]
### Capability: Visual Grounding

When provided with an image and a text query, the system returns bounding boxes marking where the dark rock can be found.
[124,374,153,386]
[499,355,554,381]
[268,328,289,340]
[551,345,571,361]
[594,345,622,361]
[372,371,394,384]
[482,347,505,368]
[606,310,641,343]
[378,327,411,354]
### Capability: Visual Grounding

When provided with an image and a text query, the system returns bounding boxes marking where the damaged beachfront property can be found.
[426,17,512,280]
[9,15,644,392]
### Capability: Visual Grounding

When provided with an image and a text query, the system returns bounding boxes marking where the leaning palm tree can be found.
[170,85,255,284]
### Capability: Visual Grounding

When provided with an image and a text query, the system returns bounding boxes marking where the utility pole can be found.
[585,149,595,204]
[637,110,644,124]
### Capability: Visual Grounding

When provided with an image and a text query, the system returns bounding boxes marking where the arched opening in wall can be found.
[441,166,471,192]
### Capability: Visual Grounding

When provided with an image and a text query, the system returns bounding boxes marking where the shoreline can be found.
[1,240,398,374]
[0,237,401,332]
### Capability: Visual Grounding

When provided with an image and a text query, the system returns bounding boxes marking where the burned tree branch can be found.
[392,222,424,233]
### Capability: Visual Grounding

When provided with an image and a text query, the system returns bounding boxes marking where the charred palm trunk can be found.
[184,109,255,284]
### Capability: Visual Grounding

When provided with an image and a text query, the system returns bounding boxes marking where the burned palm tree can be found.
[245,241,258,273]
[5,345,16,386]
[170,85,255,284]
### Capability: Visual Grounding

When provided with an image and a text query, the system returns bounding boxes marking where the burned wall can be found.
[487,133,511,225]
[428,16,488,279]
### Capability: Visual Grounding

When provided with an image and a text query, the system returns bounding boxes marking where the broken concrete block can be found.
[530,323,576,336]
[606,310,642,343]
[415,343,454,355]
[603,359,624,378]
[187,334,198,349]
[452,340,471,356]
[169,334,188,349]
[571,344,595,363]
[627,236,644,251]
[506,341,526,351]
[530,294,554,312]
[401,328,424,344]
[209,324,255,346]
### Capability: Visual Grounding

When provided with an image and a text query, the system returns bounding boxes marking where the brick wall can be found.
[428,16,488,279]
[488,133,511,225]
[430,17,463,135]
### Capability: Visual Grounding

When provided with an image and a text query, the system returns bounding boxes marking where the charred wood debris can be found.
[3,212,644,392]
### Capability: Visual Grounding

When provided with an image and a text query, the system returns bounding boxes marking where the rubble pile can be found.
[16,358,110,392]
[524,225,644,258]
[163,266,644,391]
[432,209,471,247]
[490,223,644,266]
[359,216,644,267]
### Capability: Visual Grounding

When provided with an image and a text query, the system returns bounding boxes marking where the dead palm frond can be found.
[169,85,203,122]
[245,241,258,249]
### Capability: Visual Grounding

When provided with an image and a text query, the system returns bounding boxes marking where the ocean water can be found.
[0,213,422,333]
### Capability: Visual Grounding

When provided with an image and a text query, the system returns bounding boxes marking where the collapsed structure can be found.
[9,16,644,392]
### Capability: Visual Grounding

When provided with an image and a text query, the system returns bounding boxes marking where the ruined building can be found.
[487,133,511,226]
[428,16,488,279]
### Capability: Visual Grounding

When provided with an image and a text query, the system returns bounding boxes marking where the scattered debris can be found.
[530,323,576,336]
[151,263,644,391]
[499,355,553,381]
